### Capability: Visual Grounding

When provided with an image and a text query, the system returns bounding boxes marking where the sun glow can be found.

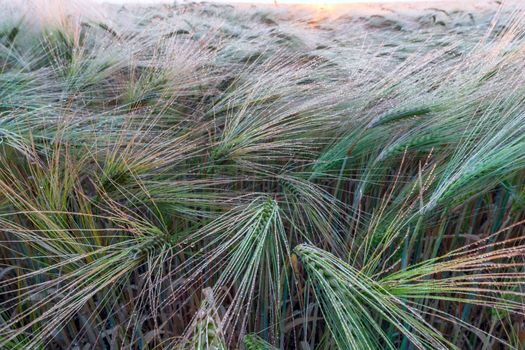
[93,0,449,3]
[273,0,431,3]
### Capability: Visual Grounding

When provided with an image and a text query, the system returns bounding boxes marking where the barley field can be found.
[0,0,524,349]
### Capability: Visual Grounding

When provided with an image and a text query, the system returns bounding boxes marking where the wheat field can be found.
[0,0,524,349]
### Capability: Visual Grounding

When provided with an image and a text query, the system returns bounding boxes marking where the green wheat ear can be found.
[189,288,227,350]
[293,244,453,350]
[370,104,436,128]
[243,334,278,350]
